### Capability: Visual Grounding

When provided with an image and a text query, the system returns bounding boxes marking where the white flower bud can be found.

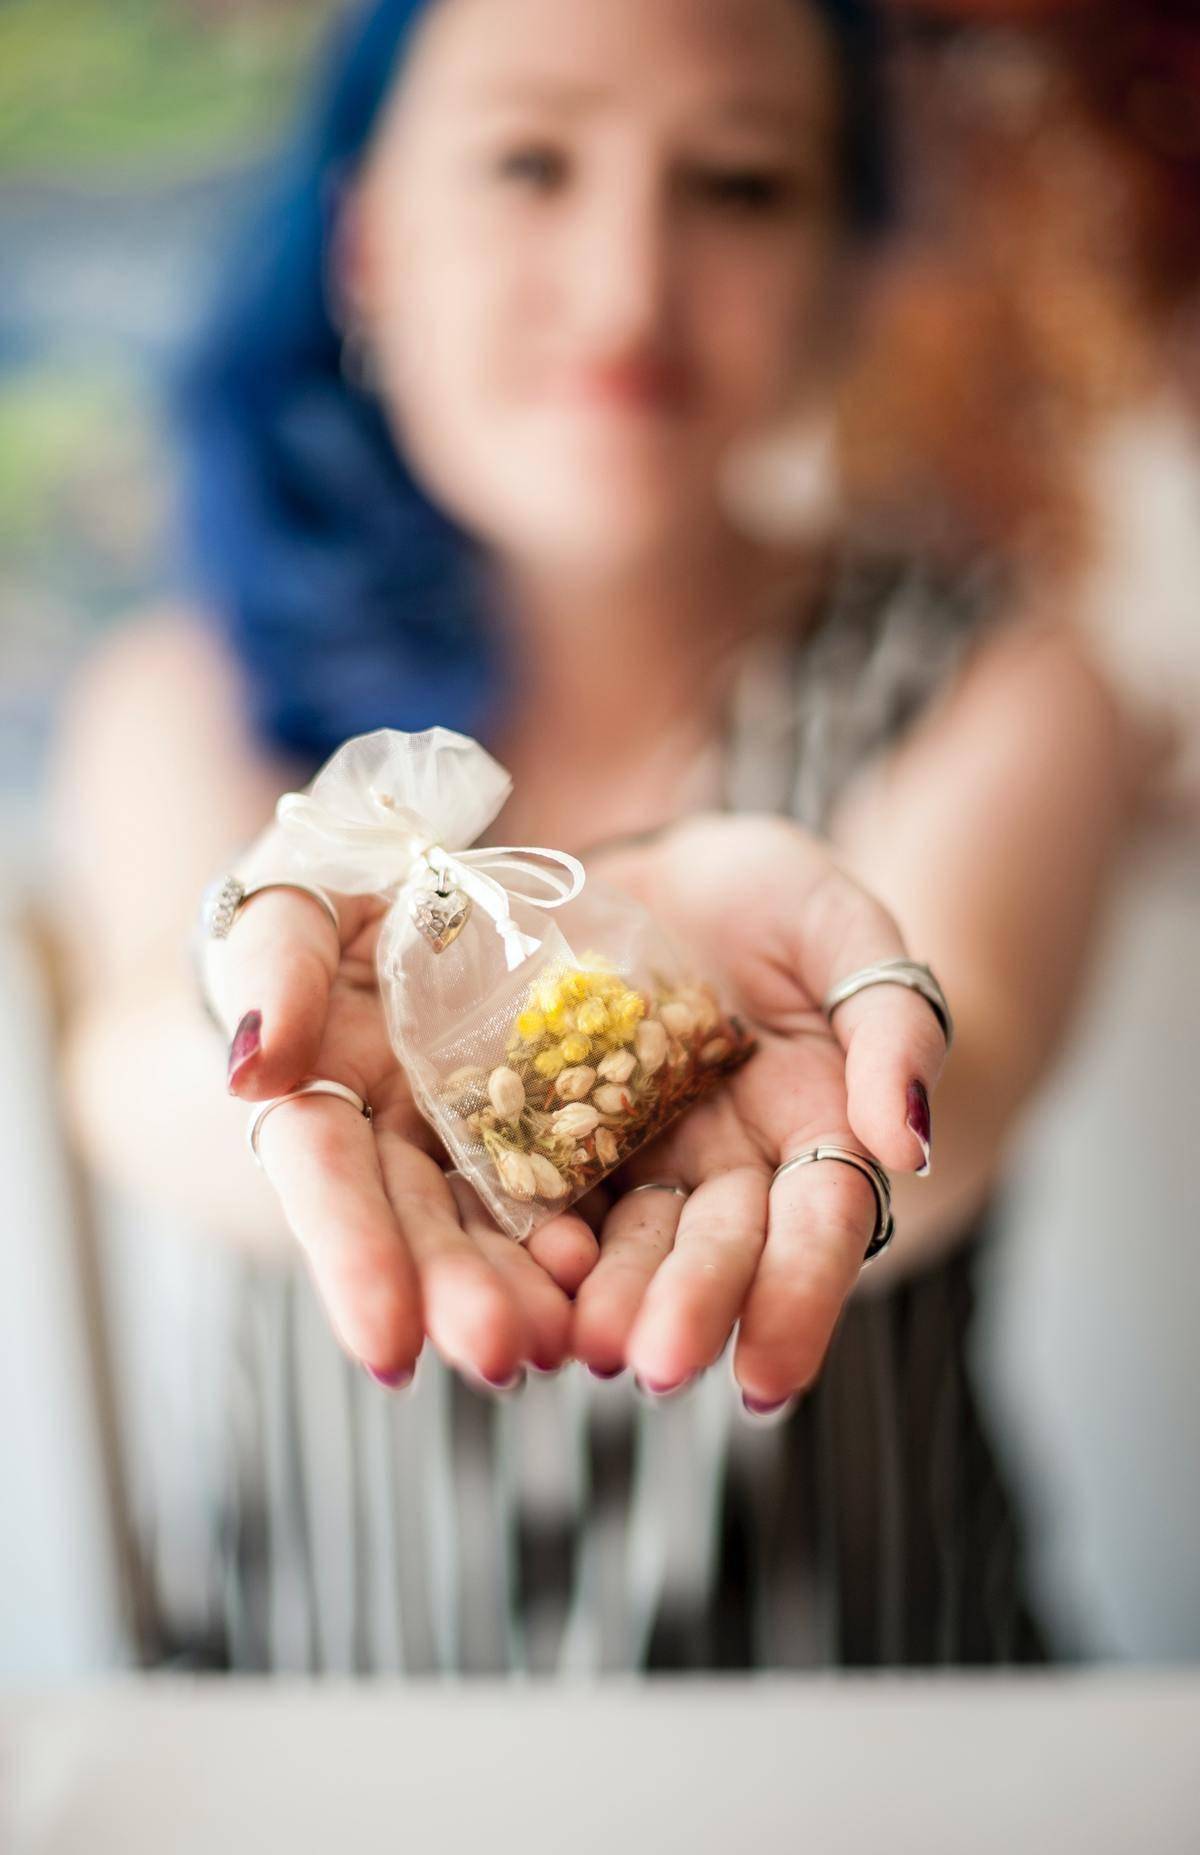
[495,1148,536,1202]
[635,1019,669,1075]
[552,1103,601,1139]
[487,1066,526,1120]
[528,1153,569,1201]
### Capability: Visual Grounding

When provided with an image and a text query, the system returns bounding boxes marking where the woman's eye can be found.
[495,145,568,192]
[688,167,794,215]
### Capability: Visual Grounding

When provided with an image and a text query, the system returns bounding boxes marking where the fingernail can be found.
[589,1364,624,1380]
[481,1367,525,1394]
[227,1010,262,1089]
[367,1365,413,1390]
[741,1392,795,1420]
[906,1080,932,1176]
[635,1374,693,1401]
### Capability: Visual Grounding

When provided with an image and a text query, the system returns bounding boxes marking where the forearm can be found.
[838,616,1150,1284]
[62,976,294,1261]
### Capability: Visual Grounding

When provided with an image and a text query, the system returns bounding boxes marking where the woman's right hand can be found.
[204,831,600,1390]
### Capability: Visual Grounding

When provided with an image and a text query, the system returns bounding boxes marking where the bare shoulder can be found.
[58,603,249,741]
[48,604,308,988]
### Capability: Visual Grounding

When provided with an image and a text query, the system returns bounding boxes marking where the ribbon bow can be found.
[408,835,584,971]
[272,727,585,972]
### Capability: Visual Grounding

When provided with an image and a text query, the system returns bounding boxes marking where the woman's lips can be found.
[563,356,694,416]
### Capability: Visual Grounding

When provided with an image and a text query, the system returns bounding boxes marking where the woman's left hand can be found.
[569,814,948,1409]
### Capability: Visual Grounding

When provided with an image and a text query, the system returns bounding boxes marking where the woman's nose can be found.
[566,173,678,357]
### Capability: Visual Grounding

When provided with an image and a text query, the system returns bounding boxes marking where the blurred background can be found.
[2,0,1198,1681]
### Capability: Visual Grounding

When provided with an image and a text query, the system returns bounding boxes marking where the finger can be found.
[572,1185,686,1378]
[733,1145,875,1407]
[376,1133,532,1388]
[205,884,349,1101]
[793,874,948,1172]
[255,1089,424,1380]
[447,1177,573,1372]
[625,1167,769,1392]
[525,1210,601,1299]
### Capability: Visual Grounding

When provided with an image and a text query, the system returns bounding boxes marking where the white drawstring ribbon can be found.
[275,769,585,972]
[410,837,585,971]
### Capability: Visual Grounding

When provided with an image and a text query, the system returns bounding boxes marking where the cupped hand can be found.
[205,829,599,1390]
[570,815,948,1409]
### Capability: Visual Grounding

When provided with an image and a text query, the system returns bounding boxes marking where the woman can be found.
[51,0,1153,1672]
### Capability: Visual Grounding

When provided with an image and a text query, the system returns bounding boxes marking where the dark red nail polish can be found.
[227,1010,262,1088]
[367,1366,412,1390]
[742,1393,792,1417]
[906,1080,932,1176]
[589,1364,624,1380]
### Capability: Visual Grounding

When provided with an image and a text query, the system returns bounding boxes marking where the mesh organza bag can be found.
[275,727,754,1240]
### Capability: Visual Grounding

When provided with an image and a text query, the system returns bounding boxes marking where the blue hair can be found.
[173,0,889,765]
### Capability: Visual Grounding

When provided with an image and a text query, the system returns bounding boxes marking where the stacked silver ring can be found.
[247,1078,373,1166]
[201,873,339,941]
[772,1145,894,1263]
[193,872,341,1030]
[822,958,953,1049]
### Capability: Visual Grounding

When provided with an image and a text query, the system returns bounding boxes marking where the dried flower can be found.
[528,1153,569,1200]
[659,1001,696,1039]
[635,1019,669,1074]
[597,1048,637,1084]
[688,989,721,1034]
[614,990,646,1030]
[453,958,753,1229]
[552,1103,601,1139]
[495,1148,536,1203]
[595,1127,619,1167]
[576,998,609,1035]
[488,1066,526,1120]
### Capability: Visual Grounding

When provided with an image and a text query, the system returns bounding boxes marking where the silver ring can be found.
[247,1078,373,1168]
[201,873,340,942]
[822,959,953,1050]
[626,1183,689,1202]
[771,1144,894,1264]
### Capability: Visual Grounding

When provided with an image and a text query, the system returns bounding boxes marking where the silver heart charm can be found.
[411,885,472,953]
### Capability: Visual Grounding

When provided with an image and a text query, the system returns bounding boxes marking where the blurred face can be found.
[348,0,842,576]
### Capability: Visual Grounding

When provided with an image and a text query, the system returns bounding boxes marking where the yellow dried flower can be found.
[559,1032,591,1065]
[613,991,647,1038]
[534,1047,567,1080]
[563,971,592,1003]
[546,1001,575,1035]
[576,998,609,1036]
[535,975,567,1015]
[516,1008,546,1041]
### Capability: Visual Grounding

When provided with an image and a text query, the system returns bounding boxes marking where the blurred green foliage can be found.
[0,0,336,179]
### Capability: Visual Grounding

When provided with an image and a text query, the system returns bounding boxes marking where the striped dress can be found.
[124,552,1050,1673]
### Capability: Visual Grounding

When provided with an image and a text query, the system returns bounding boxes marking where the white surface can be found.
[4,1673,1198,1854]
[977,834,1200,1660]
[0,901,125,1679]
